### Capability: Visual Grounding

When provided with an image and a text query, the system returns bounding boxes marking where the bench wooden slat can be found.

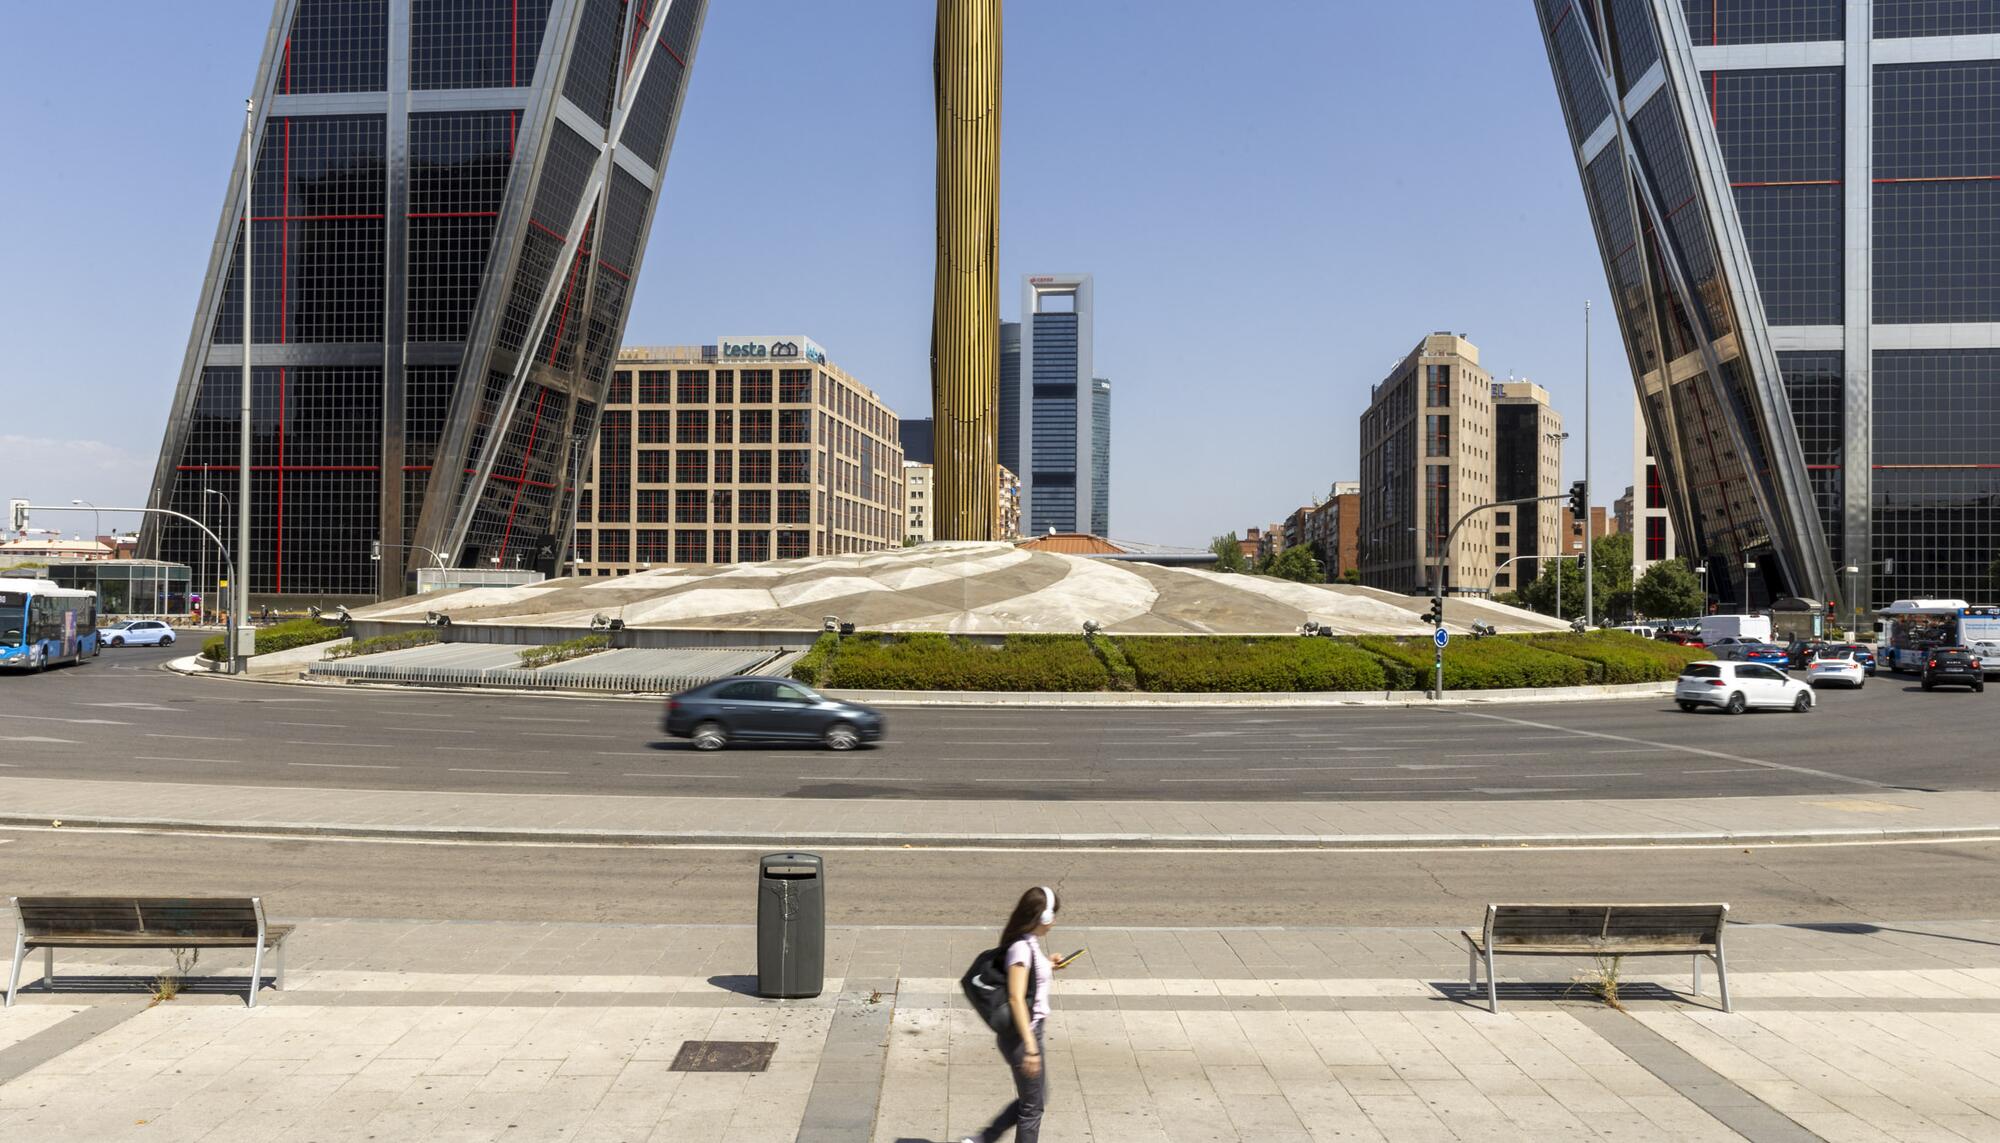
[24,924,294,950]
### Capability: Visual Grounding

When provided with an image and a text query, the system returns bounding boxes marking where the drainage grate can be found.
[670,1040,777,1073]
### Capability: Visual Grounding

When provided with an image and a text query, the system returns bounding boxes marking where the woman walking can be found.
[964,885,1064,1143]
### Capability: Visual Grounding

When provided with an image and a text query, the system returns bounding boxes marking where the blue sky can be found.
[0,1,1623,547]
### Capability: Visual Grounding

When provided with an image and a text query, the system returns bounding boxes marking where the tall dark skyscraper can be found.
[1536,1,2000,613]
[143,0,707,599]
[1016,274,1095,535]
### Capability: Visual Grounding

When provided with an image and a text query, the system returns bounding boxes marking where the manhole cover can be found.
[670,1041,777,1073]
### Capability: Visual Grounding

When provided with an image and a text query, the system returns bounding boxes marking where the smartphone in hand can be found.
[1054,947,1087,969]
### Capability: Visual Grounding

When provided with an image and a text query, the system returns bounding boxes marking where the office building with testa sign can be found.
[1536,1,2000,612]
[142,0,707,601]
[570,339,904,574]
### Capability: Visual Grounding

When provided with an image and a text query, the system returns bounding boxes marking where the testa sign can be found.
[719,336,827,366]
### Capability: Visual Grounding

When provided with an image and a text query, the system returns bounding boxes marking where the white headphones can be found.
[1036,885,1057,925]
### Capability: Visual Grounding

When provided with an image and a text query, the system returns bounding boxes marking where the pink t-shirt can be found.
[1005,934,1051,1022]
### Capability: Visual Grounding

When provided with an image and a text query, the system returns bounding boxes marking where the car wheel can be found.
[1792,692,1811,713]
[1677,701,1697,712]
[1724,692,1747,715]
[110,636,124,647]
[1922,680,1934,691]
[691,721,728,751]
[822,722,859,751]
[30,647,45,673]
[163,635,175,646]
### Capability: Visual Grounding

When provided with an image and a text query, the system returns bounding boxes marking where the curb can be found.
[5,813,1996,851]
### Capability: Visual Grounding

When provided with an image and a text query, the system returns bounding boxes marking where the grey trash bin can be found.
[757,852,824,998]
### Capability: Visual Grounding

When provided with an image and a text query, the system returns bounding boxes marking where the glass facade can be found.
[146,0,709,600]
[1542,1,2000,614]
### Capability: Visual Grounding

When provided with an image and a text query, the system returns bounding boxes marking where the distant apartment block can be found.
[1492,381,1564,593]
[1359,333,1497,594]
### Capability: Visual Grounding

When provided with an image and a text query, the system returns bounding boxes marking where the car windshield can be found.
[105,621,135,630]
[1681,663,1721,678]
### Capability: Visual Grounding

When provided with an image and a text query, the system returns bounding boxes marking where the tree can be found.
[1209,532,1249,574]
[1592,532,1635,622]
[1519,558,1586,620]
[1267,545,1324,584]
[1337,567,1363,585]
[1633,558,1704,619]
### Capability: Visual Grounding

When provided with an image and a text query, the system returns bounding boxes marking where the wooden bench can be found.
[7,896,292,1008]
[1463,903,1730,1013]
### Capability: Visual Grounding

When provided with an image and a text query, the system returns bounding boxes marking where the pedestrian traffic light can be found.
[1567,480,1588,521]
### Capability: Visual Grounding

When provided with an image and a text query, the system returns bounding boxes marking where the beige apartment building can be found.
[906,460,1021,545]
[1359,333,1498,595]
[1491,380,1564,594]
[572,338,904,575]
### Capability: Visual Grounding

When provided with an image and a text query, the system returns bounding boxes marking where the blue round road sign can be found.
[1433,627,1449,649]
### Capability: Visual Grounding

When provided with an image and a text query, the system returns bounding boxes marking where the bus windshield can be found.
[0,591,23,646]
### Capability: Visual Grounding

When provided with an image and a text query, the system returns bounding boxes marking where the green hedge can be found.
[791,632,839,687]
[520,634,610,669]
[1522,632,1713,684]
[1118,636,1389,692]
[201,618,344,661]
[325,629,440,660]
[1354,635,1594,690]
[795,632,1109,691]
[1089,634,1139,691]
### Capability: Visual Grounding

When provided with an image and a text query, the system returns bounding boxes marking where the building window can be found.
[778,490,812,524]
[675,450,708,484]
[607,372,632,404]
[638,410,671,444]
[1647,517,1668,561]
[714,409,733,444]
[1496,531,1511,548]
[1426,364,1451,407]
[675,490,707,524]
[636,529,670,563]
[739,490,772,524]
[739,450,772,483]
[676,410,708,444]
[779,409,812,443]
[739,409,772,443]
[1426,415,1450,458]
[1646,463,1663,509]
[740,370,772,403]
[737,530,770,561]
[711,449,732,483]
[675,530,706,564]
[637,489,670,523]
[676,371,709,404]
[1495,510,1510,526]
[779,450,812,484]
[637,449,671,483]
[777,531,811,559]
[712,490,732,524]
[779,369,813,403]
[714,370,733,403]
[711,530,732,563]
[597,529,629,563]
[638,370,671,403]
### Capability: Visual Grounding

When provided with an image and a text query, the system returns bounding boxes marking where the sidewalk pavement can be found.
[6,917,2000,1141]
[4,773,1999,850]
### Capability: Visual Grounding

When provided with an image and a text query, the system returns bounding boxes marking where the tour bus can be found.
[0,578,100,672]
[1876,599,2000,675]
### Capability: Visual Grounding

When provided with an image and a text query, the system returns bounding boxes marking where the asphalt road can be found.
[3,828,1996,926]
[0,643,1990,802]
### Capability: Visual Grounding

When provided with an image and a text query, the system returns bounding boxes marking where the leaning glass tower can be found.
[1536,1,2000,614]
[142,0,707,599]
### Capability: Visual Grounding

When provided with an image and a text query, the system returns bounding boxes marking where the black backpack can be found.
[961,944,1037,1034]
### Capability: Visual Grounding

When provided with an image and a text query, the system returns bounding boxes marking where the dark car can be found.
[663,676,885,750]
[1921,648,1986,693]
[1727,642,1793,668]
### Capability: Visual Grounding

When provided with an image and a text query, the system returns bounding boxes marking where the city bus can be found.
[1876,599,2000,674]
[0,578,100,672]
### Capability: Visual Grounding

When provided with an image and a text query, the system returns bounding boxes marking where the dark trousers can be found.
[976,1019,1046,1143]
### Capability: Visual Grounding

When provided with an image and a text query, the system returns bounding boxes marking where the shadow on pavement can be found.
[705,974,763,997]
[9,973,271,999]
[1428,980,1701,1009]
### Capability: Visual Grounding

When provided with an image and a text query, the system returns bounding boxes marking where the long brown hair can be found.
[1000,886,1058,948]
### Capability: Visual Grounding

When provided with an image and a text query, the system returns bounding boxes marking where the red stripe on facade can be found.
[528,218,567,242]
[1550,3,1570,35]
[1871,175,2000,184]
[283,36,292,94]
[1872,464,2000,470]
[402,465,432,472]
[544,246,586,364]
[406,211,500,219]
[659,35,685,68]
[1806,464,1842,471]
[176,465,379,473]
[249,213,387,222]
[596,259,630,281]
[1710,72,1718,126]
[1666,193,1700,217]
[471,469,557,490]
[497,390,551,556]
[1731,179,1842,188]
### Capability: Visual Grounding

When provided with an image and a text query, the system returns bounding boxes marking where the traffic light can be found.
[8,499,26,533]
[1567,480,1588,521]
[1420,596,1442,627]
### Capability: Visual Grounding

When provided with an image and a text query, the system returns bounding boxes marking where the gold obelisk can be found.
[930,0,1002,540]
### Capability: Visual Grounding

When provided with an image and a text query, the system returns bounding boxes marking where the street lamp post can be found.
[1583,300,1594,630]
[237,96,255,672]
[205,488,233,633]
[1695,562,1710,615]
[70,500,100,545]
[1743,560,1758,616]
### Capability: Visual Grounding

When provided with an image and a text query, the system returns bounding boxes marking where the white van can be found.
[1699,614,1772,646]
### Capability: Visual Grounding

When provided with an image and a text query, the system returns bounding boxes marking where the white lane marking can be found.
[1591,748,1670,755]
[797,776,924,782]
[1446,752,1550,759]
[1523,772,1644,779]
[282,741,399,748]
[78,702,182,712]
[381,727,477,734]
[520,732,617,739]
[597,751,672,757]
[938,740,1051,745]
[973,777,1104,783]
[0,713,129,725]
[1336,746,1411,752]
[1,736,78,744]
[288,762,398,770]
[622,772,738,779]
[274,721,347,728]
[1448,710,1890,789]
[146,734,242,742]
[136,756,243,764]
[1249,763,1487,772]
[1683,767,1767,774]
[440,745,546,753]
[499,717,592,723]
[449,767,569,775]
[1158,777,1288,783]
[1349,776,1468,782]
[1515,734,1594,740]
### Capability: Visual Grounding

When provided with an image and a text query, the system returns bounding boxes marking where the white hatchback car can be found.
[1806,653,1865,689]
[102,620,177,647]
[1675,661,1815,714]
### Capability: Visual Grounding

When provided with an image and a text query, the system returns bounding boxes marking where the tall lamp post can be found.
[1743,560,1758,616]
[236,96,255,669]
[70,500,100,545]
[1582,300,1594,630]
[1695,562,1710,615]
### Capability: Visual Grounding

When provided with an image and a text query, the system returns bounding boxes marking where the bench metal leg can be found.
[5,932,24,1007]
[1714,951,1732,1014]
[43,947,53,992]
[1467,941,1478,989]
[248,943,264,1009]
[1485,948,1499,1014]
[1692,954,1702,997]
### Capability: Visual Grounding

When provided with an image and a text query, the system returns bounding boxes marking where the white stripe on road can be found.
[973,777,1104,783]
[1448,711,1889,789]
[798,776,925,782]
[622,772,738,779]
[382,727,477,734]
[274,722,347,729]
[1349,776,1468,782]
[1249,763,1487,772]
[1447,752,1551,759]
[136,756,243,764]
[499,717,592,723]
[1158,777,1288,783]
[283,741,399,749]
[1523,772,1643,779]
[145,734,242,742]
[520,732,617,739]
[1591,748,1670,755]
[1,736,78,744]
[288,762,399,770]
[449,767,569,775]
[0,713,129,725]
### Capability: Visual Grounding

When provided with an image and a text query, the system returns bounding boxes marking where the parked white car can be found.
[1675,661,1815,714]
[1806,653,1866,689]
[102,620,177,648]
